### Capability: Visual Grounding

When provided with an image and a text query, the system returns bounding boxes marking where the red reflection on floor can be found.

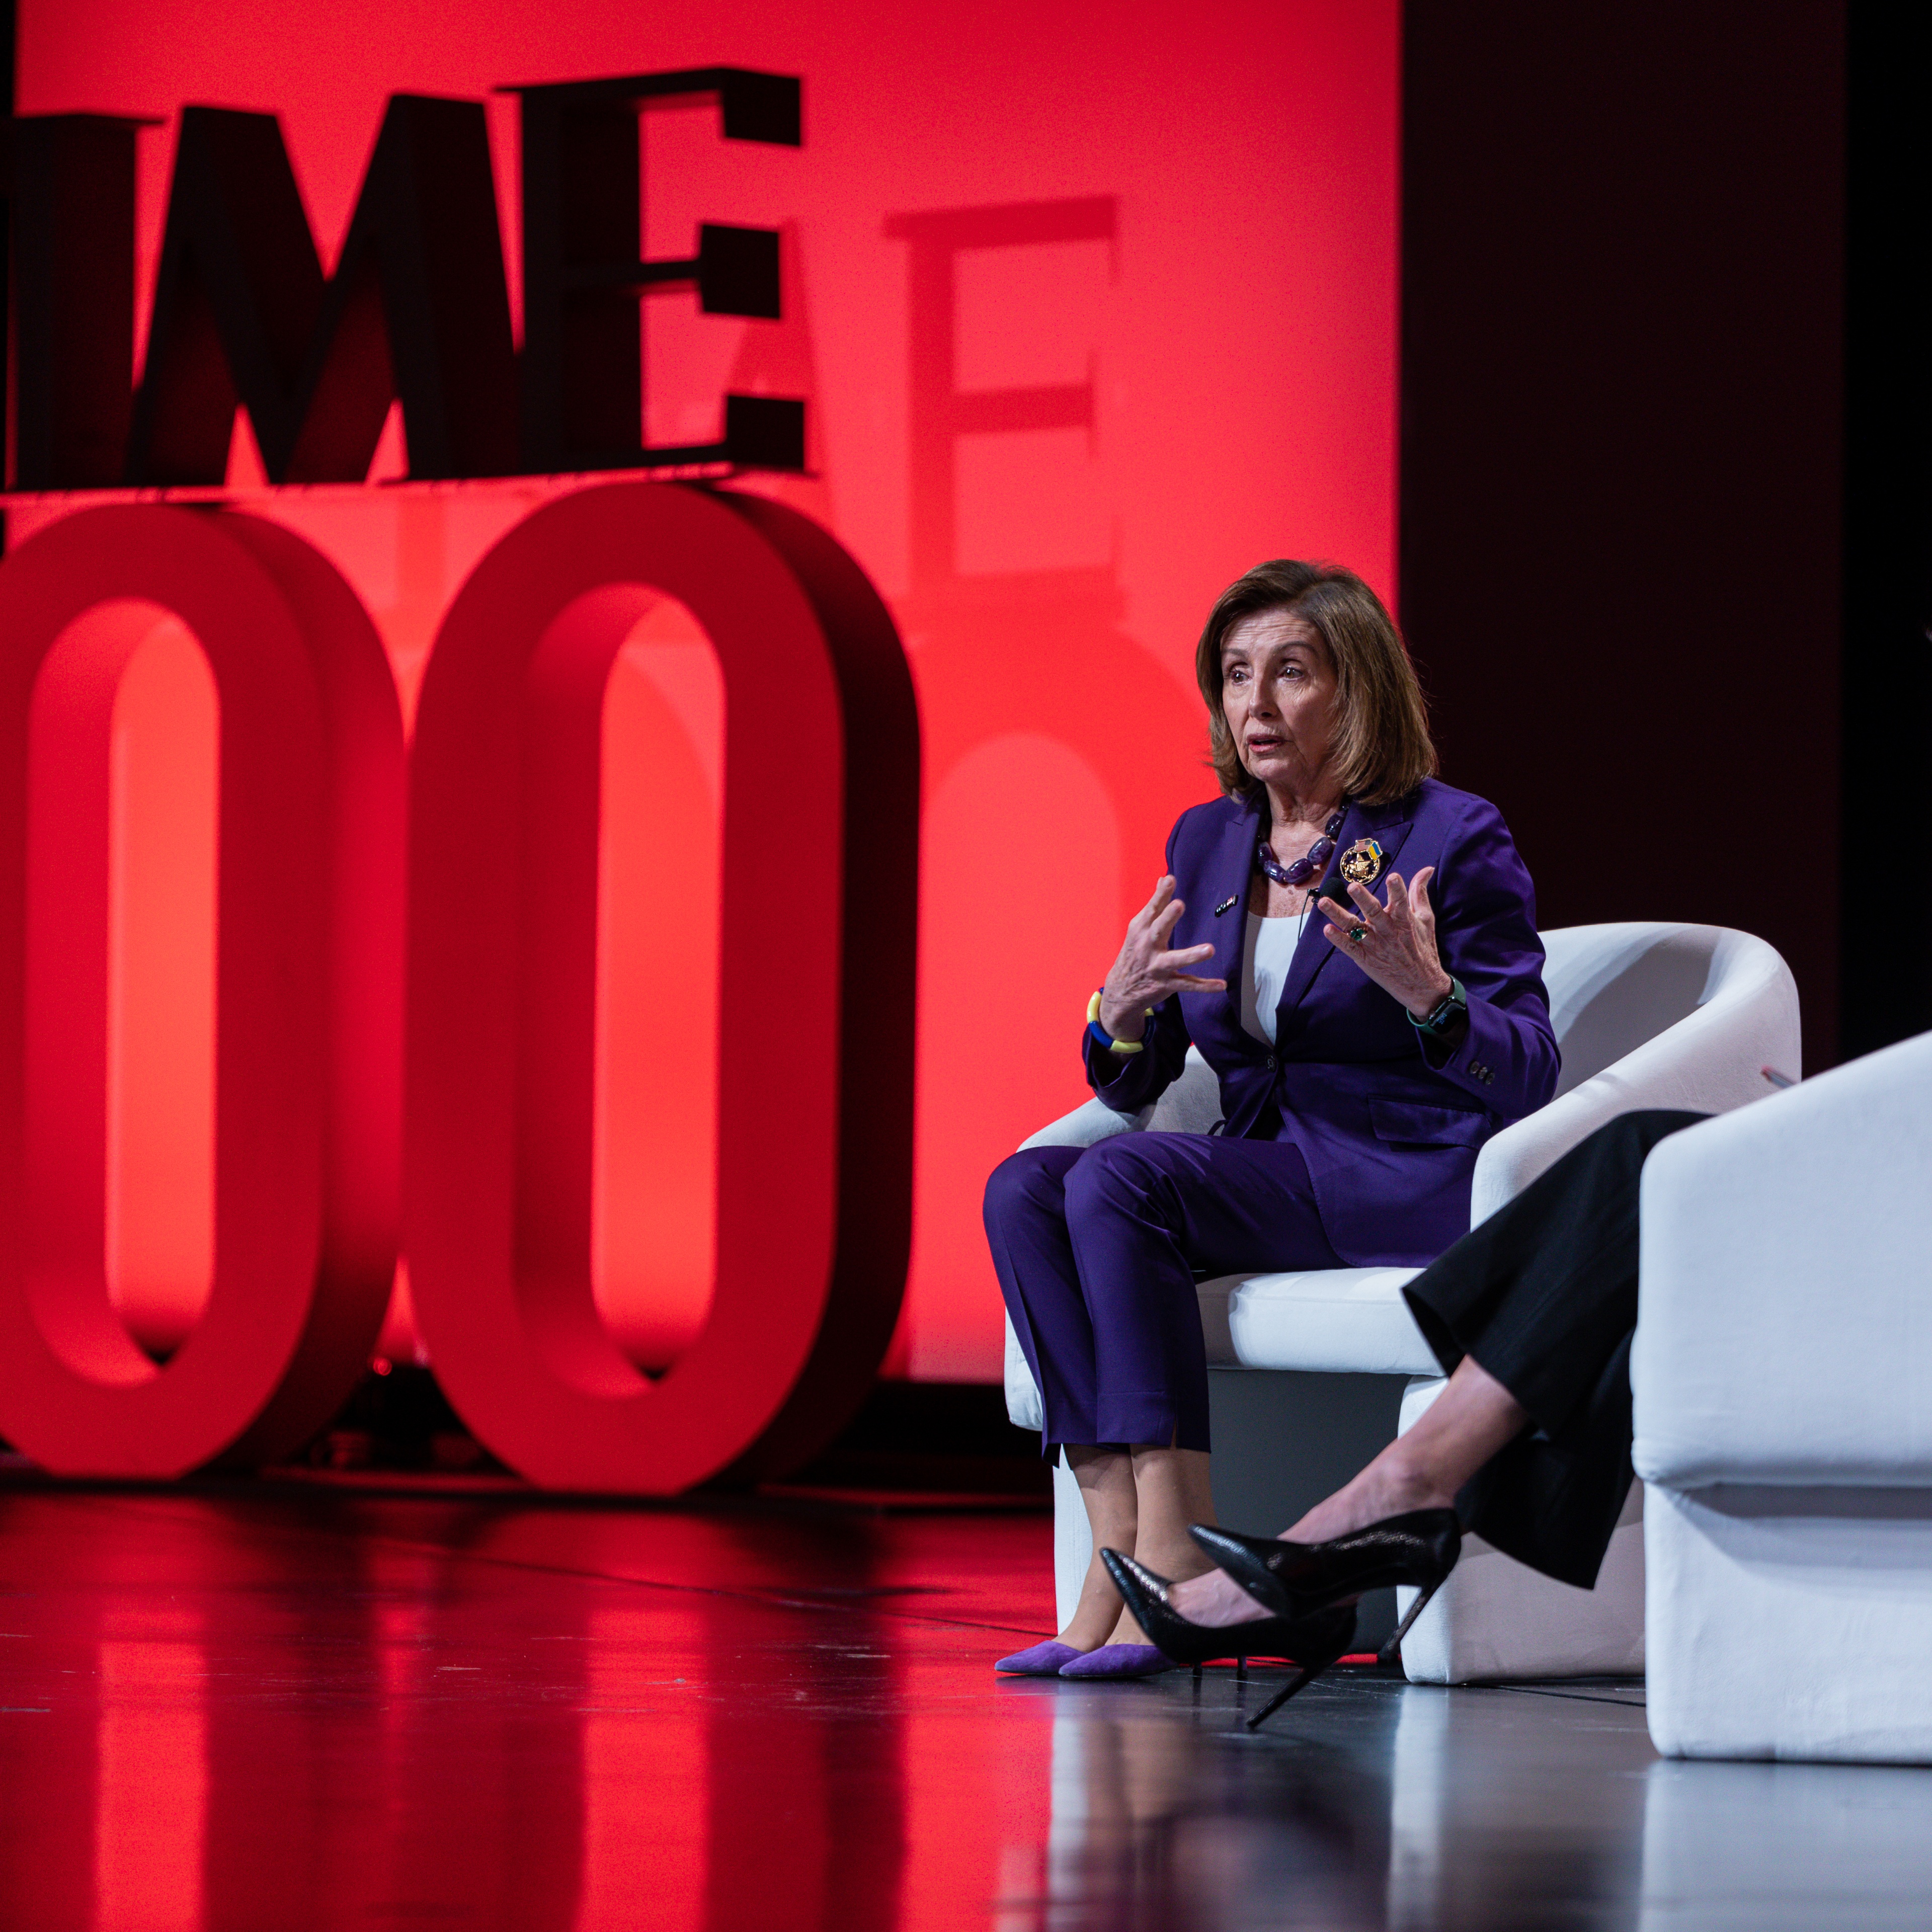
[0,1488,1059,1930]
[0,1485,1743,1931]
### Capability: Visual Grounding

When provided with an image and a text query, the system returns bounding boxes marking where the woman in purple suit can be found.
[985,559,1558,1678]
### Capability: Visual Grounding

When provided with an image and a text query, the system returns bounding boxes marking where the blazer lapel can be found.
[1275,796,1417,1020]
[1197,796,1263,994]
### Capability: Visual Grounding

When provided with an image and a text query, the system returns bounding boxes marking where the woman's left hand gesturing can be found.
[1317,867,1455,1019]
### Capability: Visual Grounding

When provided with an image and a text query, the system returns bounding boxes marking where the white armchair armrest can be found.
[1016,1095,1148,1152]
[1633,1028,1932,1492]
[1004,1320,1046,1431]
[1471,925,1799,1224]
[1015,1044,1223,1153]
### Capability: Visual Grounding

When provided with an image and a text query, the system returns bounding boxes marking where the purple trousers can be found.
[984,1132,1341,1453]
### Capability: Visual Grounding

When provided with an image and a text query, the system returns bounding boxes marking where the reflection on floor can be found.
[1,1489,1929,1930]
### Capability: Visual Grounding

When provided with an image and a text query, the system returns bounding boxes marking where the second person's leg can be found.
[1171,1108,1708,1625]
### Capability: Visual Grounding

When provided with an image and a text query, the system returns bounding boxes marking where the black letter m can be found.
[127,96,518,485]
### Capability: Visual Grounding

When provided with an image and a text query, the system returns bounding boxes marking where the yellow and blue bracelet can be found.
[1087,990,1153,1055]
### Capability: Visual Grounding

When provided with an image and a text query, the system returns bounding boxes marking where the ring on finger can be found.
[1348,924,1369,944]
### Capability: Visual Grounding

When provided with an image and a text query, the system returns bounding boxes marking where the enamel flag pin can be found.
[1339,839,1385,887]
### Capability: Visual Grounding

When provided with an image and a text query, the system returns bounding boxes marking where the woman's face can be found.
[1221,607,1340,800]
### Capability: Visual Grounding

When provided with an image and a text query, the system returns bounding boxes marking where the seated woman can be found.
[985,559,1560,1679]
[1102,1106,1709,1725]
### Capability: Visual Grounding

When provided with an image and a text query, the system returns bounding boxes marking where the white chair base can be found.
[1395,1374,1645,1682]
[1644,1483,1932,1764]
[1052,1455,1094,1633]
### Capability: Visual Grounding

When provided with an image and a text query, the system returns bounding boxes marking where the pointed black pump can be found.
[1187,1507,1461,1666]
[1099,1549,1358,1729]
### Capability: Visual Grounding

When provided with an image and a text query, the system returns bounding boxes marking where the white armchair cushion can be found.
[1016,1096,1146,1153]
[1633,1028,1932,1493]
[1145,1048,1225,1137]
[1197,1267,1433,1375]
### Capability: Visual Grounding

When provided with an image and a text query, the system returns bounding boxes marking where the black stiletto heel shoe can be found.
[1241,1606,1359,1730]
[1098,1550,1357,1720]
[1098,1549,1302,1666]
[1188,1509,1460,1665]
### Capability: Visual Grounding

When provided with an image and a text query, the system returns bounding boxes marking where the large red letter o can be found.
[407,483,918,1491]
[0,508,405,1473]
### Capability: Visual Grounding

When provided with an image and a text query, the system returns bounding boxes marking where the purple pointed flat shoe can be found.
[994,1640,1084,1675]
[1057,1643,1171,1680]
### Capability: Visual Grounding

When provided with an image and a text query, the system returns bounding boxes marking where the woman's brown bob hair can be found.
[1195,560,1436,809]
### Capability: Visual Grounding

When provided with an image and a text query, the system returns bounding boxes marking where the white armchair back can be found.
[1473,923,1800,1222]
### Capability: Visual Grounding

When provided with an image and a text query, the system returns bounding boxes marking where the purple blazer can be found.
[1084,780,1559,1267]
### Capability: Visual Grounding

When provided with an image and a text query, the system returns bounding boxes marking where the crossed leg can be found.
[1166,1351,1529,1627]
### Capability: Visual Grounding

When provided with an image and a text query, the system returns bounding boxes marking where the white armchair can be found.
[1635,1026,1932,1762]
[1006,921,1800,1678]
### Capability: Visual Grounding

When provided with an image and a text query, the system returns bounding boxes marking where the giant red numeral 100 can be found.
[0,482,919,1489]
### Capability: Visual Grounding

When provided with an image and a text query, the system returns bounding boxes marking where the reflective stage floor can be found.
[2,1487,1930,1930]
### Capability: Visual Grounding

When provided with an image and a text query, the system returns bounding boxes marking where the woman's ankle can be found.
[1057,1615,1113,1652]
[1057,1547,1136,1651]
[1285,1458,1453,1543]
[1128,1538,1214,1586]
[1365,1440,1459,1515]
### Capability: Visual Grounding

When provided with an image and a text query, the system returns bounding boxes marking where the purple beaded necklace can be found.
[1256,804,1348,888]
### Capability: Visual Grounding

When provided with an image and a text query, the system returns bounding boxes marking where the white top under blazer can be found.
[1239,910,1309,1046]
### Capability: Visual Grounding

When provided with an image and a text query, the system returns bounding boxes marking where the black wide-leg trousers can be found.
[1401,1108,1707,1589]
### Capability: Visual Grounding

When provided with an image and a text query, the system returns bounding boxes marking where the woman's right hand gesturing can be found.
[1098,877,1228,1042]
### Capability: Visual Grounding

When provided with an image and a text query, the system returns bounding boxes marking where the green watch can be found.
[1409,977,1468,1037]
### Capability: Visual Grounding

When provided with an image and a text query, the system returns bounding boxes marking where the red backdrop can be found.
[15,0,1397,1382]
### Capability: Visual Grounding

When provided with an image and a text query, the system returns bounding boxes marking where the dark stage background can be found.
[1402,0,1845,1064]
[1403,0,1929,1071]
